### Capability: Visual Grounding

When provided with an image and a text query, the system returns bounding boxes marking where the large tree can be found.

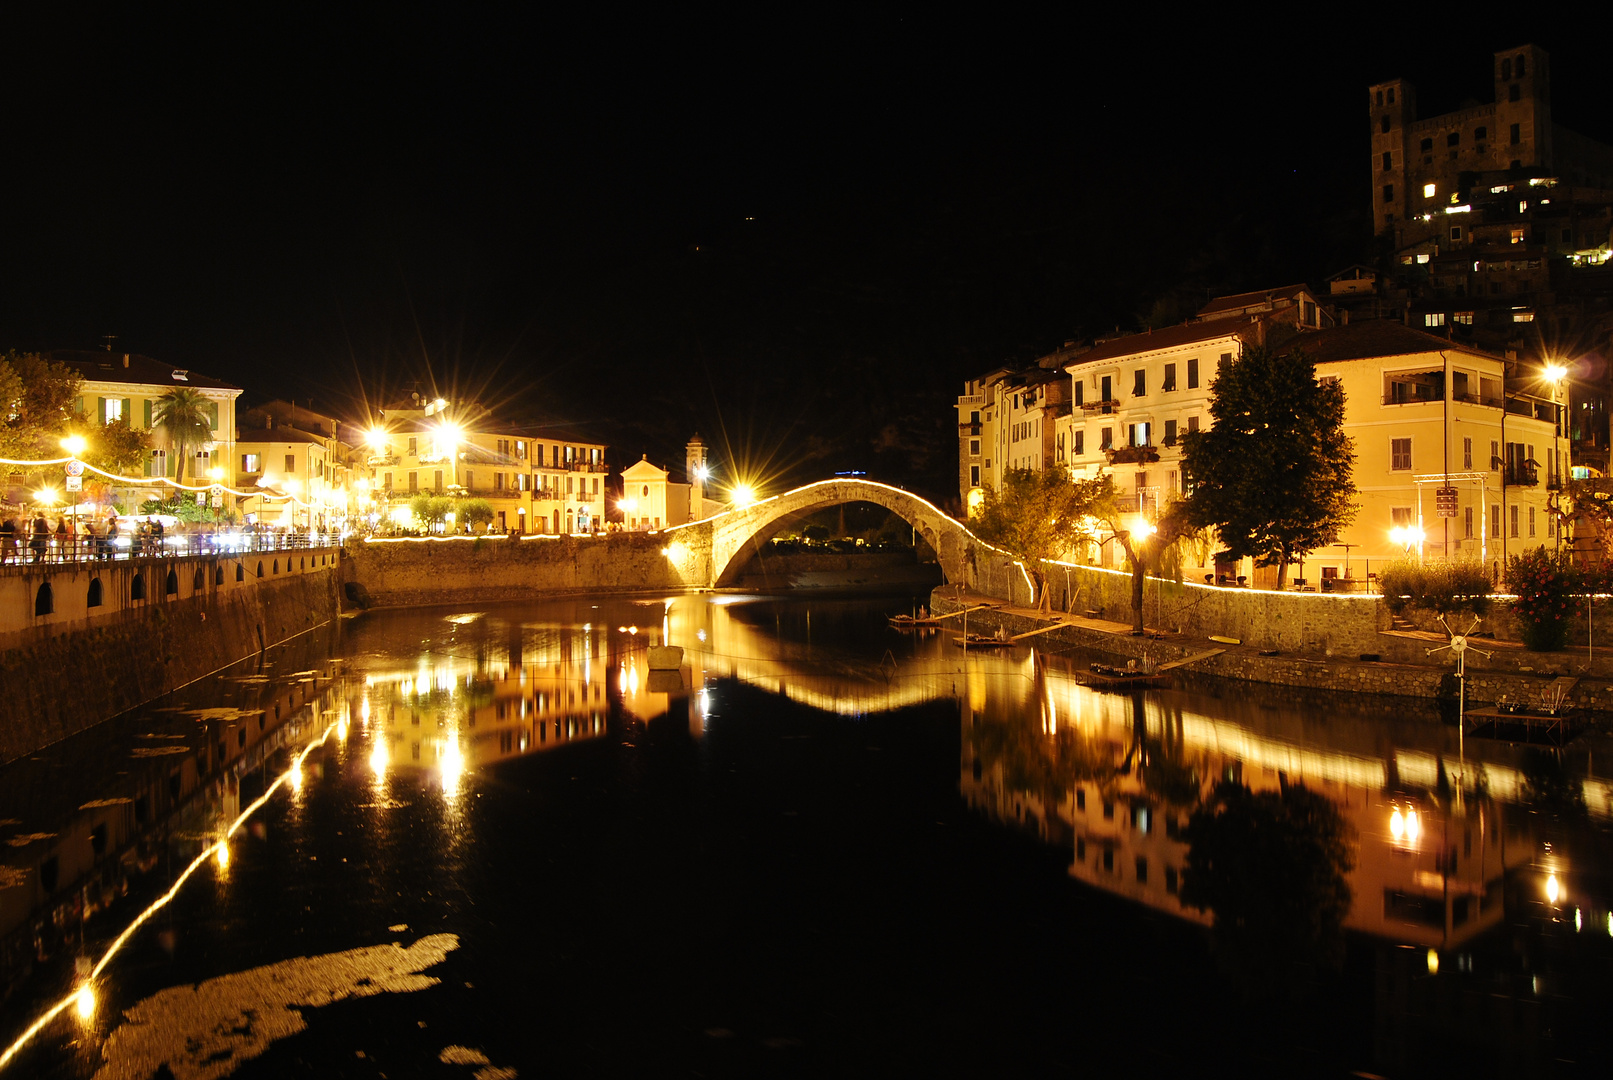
[1180,345,1356,588]
[1095,492,1193,634]
[152,387,214,485]
[0,351,83,460]
[972,468,1111,611]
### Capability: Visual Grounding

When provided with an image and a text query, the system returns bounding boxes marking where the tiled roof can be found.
[234,426,332,447]
[1064,320,1250,368]
[48,350,242,392]
[1278,320,1503,365]
[1195,283,1311,318]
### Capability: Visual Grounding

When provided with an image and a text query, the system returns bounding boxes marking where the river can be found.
[2,592,1611,1078]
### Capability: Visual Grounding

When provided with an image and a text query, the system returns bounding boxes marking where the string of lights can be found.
[2,450,316,508]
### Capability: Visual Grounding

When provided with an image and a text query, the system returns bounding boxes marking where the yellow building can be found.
[365,394,608,535]
[53,350,242,493]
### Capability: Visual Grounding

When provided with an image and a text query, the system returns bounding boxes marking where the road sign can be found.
[1434,485,1459,517]
[65,460,84,476]
[65,475,82,492]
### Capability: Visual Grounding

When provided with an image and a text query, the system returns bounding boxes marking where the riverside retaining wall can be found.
[0,553,340,763]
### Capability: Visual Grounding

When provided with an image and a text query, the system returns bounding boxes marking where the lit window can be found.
[1513,311,1535,323]
[1423,182,1436,198]
[1424,313,1446,327]
[1416,253,1431,265]
[1454,312,1473,325]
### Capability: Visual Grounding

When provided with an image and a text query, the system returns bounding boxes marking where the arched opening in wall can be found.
[300,557,306,570]
[215,566,224,586]
[715,499,943,590]
[131,573,146,600]
[273,559,279,574]
[165,569,179,596]
[237,563,245,581]
[34,581,53,616]
[193,568,206,590]
[257,561,264,578]
[87,577,103,608]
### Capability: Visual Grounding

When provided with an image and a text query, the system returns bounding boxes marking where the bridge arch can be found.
[674,479,979,589]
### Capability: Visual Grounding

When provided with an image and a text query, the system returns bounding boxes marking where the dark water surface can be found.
[3,593,1612,1078]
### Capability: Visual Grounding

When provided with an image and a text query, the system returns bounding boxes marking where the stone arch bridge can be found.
[660,478,1018,592]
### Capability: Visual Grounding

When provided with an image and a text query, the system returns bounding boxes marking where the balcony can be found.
[1107,445,1160,465]
[535,489,560,501]
[1504,465,1539,487]
[366,453,399,467]
[1081,399,1122,415]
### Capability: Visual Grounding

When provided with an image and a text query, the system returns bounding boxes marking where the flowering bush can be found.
[1505,546,1577,651]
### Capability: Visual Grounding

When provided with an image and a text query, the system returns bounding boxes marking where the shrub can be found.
[1376,558,1491,617]
[1506,546,1577,651]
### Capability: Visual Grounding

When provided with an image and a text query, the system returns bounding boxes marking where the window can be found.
[1516,54,1526,77]
[1455,312,1473,325]
[1129,423,1149,447]
[409,471,418,493]
[1187,416,1199,433]
[1383,183,1395,204]
[1420,137,1433,152]
[1133,370,1146,397]
[1391,507,1414,527]
[1491,504,1501,538]
[1055,433,1064,461]
[1490,440,1500,471]
[1071,381,1083,408]
[969,438,980,457]
[1381,151,1392,171]
[1463,437,1472,469]
[1510,123,1521,146]
[1501,57,1512,80]
[1100,427,1113,451]
[1475,126,1487,141]
[1164,419,1177,444]
[284,454,296,473]
[1464,506,1474,539]
[1163,363,1176,391]
[148,449,167,477]
[1529,507,1536,537]
[1388,88,1395,103]
[1447,132,1460,147]
[1450,226,1463,242]
[1187,358,1200,389]
[383,472,392,490]
[1391,438,1411,470]
[1074,431,1084,455]
[1375,90,1383,106]
[241,453,260,473]
[408,437,417,456]
[1304,301,1318,327]
[1423,182,1436,198]
[1510,505,1520,537]
[1381,114,1391,134]
[970,465,980,486]
[1508,83,1521,103]
[1424,313,1446,327]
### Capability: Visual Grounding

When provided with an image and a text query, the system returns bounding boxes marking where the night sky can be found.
[4,11,1606,501]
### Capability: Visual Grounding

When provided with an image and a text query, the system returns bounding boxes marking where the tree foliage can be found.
[459,497,495,529]
[1181,780,1356,984]
[973,468,1112,610]
[1180,345,1356,587]
[152,388,214,484]
[1505,544,1577,651]
[0,351,84,460]
[1376,557,1491,617]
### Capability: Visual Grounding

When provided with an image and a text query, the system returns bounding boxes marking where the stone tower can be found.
[686,433,707,518]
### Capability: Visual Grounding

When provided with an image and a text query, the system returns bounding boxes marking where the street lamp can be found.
[731,484,756,508]
[60,434,87,458]
[1390,524,1425,559]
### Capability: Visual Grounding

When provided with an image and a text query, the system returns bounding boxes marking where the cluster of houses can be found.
[956,286,1569,589]
[47,349,715,536]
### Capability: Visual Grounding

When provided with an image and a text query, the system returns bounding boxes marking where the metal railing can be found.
[0,529,339,568]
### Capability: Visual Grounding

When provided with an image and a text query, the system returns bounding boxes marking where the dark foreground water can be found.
[3,593,1612,1078]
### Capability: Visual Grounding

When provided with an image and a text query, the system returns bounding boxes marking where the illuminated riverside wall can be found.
[0,551,340,763]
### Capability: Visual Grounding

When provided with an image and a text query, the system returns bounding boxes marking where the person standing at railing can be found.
[29,515,48,563]
[104,514,119,560]
[54,516,68,562]
[152,517,165,555]
[0,518,16,564]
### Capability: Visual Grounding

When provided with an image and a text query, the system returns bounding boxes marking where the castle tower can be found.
[686,433,707,518]
[1369,76,1416,242]
[1492,44,1552,173]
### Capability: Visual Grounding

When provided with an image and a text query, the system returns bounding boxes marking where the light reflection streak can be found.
[0,720,340,1072]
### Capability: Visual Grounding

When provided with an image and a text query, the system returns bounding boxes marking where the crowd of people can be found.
[0,511,336,564]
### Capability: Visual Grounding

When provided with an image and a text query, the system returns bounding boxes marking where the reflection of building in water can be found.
[358,623,611,772]
[959,659,1549,949]
[0,650,341,996]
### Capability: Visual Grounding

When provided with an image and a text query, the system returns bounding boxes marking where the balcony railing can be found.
[1082,399,1122,414]
[0,529,337,569]
[1504,465,1539,487]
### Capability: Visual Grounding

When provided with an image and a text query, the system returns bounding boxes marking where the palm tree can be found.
[152,388,213,484]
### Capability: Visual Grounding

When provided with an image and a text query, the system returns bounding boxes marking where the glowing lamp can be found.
[60,434,87,457]
[1544,362,1568,384]
[731,484,756,508]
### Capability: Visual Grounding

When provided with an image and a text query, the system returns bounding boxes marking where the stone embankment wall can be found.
[726,549,943,592]
[0,553,339,763]
[931,594,1613,712]
[346,533,689,607]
